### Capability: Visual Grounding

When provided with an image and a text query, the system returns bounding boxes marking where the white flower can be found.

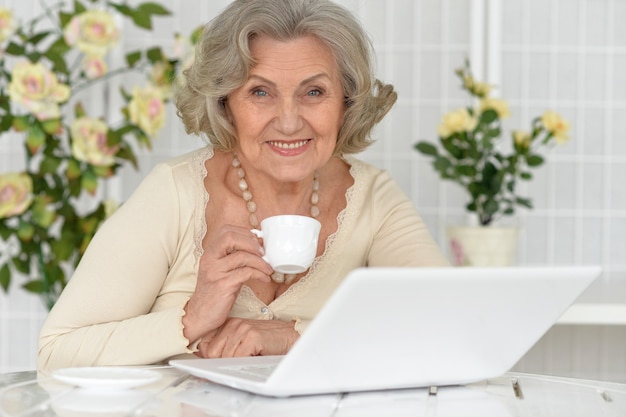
[8,61,70,120]
[82,55,107,79]
[0,172,33,219]
[71,117,118,166]
[128,85,166,136]
[64,10,119,57]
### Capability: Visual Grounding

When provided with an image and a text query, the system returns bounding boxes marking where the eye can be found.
[306,88,324,97]
[250,87,268,97]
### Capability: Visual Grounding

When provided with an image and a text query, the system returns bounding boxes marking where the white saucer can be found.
[51,367,162,390]
[52,388,152,413]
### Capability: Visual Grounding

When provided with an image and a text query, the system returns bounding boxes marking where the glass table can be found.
[2,367,626,416]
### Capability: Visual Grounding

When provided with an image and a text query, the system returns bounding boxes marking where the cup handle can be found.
[250,229,270,264]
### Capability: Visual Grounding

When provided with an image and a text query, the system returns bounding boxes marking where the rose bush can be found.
[415,61,571,226]
[0,1,199,308]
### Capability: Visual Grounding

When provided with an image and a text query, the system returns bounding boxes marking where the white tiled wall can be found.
[1,0,625,377]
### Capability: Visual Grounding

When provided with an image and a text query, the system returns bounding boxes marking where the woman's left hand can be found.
[195,318,299,358]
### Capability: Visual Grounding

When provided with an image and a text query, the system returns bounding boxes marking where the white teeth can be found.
[269,140,308,149]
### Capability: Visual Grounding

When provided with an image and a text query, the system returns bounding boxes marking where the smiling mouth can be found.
[267,139,310,149]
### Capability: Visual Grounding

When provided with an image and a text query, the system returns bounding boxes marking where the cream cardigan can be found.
[38,147,449,370]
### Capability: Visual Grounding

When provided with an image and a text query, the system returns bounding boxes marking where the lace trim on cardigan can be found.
[191,146,214,262]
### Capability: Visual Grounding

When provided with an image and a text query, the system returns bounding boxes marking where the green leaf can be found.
[74,102,86,118]
[441,138,463,159]
[146,47,164,63]
[40,155,62,174]
[483,198,499,217]
[455,164,476,177]
[73,0,87,14]
[0,264,10,292]
[0,223,13,240]
[46,36,71,56]
[137,2,171,16]
[59,11,73,28]
[41,119,62,134]
[45,37,71,74]
[116,144,138,169]
[520,172,533,180]
[0,113,14,133]
[26,125,46,153]
[516,197,533,209]
[66,159,82,180]
[131,11,153,30]
[22,279,46,294]
[109,2,135,18]
[119,86,132,101]
[414,142,438,156]
[81,170,98,194]
[32,199,56,228]
[28,31,52,45]
[526,154,544,167]
[5,42,25,56]
[50,231,77,261]
[480,109,498,124]
[506,180,515,192]
[12,255,30,274]
[126,50,142,67]
[17,222,35,242]
[433,156,452,177]
[190,25,203,44]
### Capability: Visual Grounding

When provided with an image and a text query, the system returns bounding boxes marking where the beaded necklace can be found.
[232,153,319,283]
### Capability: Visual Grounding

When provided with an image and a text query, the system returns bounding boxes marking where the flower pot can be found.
[447,226,518,267]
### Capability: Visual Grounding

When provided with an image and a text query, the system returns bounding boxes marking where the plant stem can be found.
[71,62,151,95]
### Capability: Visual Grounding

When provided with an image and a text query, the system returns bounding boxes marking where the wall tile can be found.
[2,0,626,381]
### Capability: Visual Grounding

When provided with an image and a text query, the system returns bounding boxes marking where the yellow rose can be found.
[480,97,511,119]
[82,55,107,79]
[0,8,17,42]
[128,85,166,136]
[512,130,531,150]
[8,61,70,120]
[64,10,119,57]
[541,110,570,144]
[70,117,118,166]
[437,108,478,138]
[0,172,33,218]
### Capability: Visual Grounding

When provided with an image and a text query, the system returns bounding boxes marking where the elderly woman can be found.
[38,0,448,370]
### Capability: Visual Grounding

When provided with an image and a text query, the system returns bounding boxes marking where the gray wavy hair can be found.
[174,0,397,155]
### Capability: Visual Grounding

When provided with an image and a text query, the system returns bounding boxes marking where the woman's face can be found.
[226,34,345,183]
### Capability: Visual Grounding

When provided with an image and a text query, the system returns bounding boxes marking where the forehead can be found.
[247,34,339,77]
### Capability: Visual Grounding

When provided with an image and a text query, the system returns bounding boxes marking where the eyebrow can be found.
[246,73,332,88]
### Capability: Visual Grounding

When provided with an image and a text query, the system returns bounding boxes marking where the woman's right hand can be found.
[182,224,272,344]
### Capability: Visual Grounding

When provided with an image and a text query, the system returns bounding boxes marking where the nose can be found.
[274,97,303,134]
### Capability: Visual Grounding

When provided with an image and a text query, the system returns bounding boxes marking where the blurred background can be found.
[1,0,625,379]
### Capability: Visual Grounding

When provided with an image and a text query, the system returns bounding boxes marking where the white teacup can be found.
[251,215,321,274]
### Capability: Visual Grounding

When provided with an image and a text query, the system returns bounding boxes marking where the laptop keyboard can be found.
[223,364,277,379]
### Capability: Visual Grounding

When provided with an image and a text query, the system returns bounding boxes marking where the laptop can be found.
[170,265,601,397]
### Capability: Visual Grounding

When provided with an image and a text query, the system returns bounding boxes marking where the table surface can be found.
[2,367,626,417]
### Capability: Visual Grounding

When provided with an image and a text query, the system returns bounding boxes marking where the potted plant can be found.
[414,61,570,266]
[0,1,199,309]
